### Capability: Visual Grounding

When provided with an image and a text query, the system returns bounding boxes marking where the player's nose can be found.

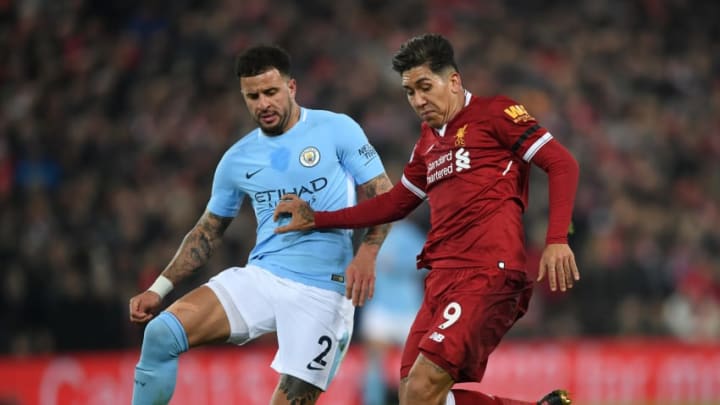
[410,92,426,108]
[257,94,273,110]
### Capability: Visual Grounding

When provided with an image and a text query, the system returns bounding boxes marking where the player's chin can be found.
[421,115,441,128]
[260,123,283,135]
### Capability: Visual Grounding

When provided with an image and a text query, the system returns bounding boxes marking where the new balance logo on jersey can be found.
[429,332,445,342]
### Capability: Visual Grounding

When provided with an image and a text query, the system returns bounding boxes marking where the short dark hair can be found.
[391,33,459,75]
[235,45,291,78]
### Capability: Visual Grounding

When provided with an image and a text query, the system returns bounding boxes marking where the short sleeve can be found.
[206,153,245,217]
[490,96,554,162]
[335,114,386,184]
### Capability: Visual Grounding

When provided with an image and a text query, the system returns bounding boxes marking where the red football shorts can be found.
[400,267,533,383]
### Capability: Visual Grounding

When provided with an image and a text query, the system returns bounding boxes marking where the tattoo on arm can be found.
[162,211,233,284]
[297,203,316,227]
[358,173,393,246]
[278,374,322,405]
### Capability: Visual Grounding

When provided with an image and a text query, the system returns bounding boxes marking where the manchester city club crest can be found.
[299,146,320,167]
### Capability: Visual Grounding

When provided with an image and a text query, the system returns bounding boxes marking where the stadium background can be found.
[1,0,718,404]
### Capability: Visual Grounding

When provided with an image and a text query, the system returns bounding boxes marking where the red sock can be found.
[450,388,534,405]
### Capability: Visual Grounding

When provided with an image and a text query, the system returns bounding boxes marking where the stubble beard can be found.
[257,112,286,136]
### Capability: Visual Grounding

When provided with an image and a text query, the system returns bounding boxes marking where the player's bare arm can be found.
[357,173,393,246]
[346,173,393,306]
[161,210,233,284]
[129,211,232,323]
[273,195,317,232]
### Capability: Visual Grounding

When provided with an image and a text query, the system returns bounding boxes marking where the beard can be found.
[256,97,296,136]
[256,112,286,136]
[260,121,284,135]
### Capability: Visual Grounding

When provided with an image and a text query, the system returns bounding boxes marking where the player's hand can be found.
[537,243,580,292]
[273,194,317,233]
[345,247,376,307]
[129,290,163,323]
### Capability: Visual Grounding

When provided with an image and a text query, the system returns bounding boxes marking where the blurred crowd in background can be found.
[1,0,719,356]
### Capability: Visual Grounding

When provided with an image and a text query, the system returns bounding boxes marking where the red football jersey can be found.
[401,93,554,272]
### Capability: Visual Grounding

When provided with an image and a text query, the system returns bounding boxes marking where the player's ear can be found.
[287,78,297,97]
[448,71,462,94]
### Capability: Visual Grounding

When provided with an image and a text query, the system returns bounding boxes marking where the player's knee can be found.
[403,367,451,403]
[141,312,189,359]
[273,375,322,405]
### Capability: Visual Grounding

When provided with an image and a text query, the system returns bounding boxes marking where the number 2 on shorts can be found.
[312,335,332,366]
[438,302,462,329]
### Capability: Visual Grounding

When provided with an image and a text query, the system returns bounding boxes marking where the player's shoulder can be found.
[486,95,529,115]
[469,94,519,112]
[305,108,360,127]
[469,94,536,124]
[222,128,260,157]
[236,128,260,147]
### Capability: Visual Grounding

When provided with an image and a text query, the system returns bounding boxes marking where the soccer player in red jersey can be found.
[274,33,579,405]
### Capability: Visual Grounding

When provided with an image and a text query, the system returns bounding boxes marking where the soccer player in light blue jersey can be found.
[128,45,392,405]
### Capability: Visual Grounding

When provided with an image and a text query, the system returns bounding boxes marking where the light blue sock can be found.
[132,311,189,405]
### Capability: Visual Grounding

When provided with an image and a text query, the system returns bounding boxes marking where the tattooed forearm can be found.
[359,173,393,200]
[190,232,212,263]
[278,374,322,405]
[362,222,391,246]
[297,203,316,227]
[359,173,393,246]
[162,211,233,284]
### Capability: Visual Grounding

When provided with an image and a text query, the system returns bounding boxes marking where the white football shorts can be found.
[206,264,354,390]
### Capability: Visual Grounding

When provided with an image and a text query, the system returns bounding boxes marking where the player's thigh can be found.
[205,265,279,345]
[274,279,354,391]
[269,374,323,405]
[418,268,532,382]
[169,265,280,348]
[166,285,230,347]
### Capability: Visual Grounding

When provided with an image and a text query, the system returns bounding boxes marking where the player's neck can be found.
[282,103,302,132]
[445,89,468,126]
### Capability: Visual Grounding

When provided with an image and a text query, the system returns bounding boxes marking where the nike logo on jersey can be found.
[306,362,325,371]
[245,169,263,179]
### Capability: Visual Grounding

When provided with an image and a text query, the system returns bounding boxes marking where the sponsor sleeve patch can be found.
[503,104,535,123]
[357,144,378,160]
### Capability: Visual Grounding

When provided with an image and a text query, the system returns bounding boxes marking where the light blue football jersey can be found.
[207,108,385,294]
